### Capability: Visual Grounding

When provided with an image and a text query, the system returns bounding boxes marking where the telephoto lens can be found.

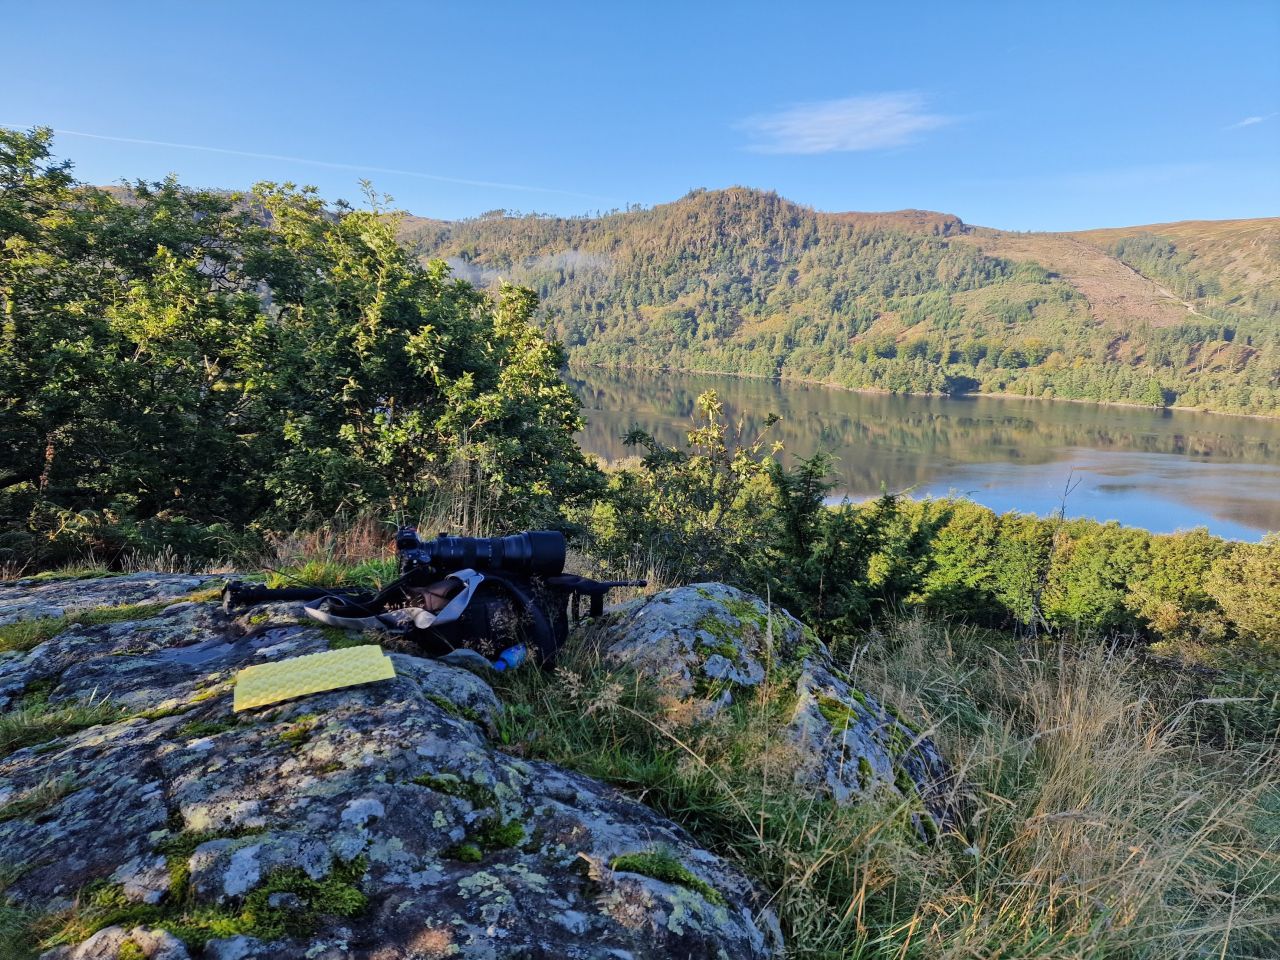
[399,530,567,576]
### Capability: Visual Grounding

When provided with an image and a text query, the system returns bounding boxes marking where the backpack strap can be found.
[303,569,485,634]
[410,569,485,628]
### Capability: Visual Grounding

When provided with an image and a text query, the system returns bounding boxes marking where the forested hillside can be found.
[402,188,1280,416]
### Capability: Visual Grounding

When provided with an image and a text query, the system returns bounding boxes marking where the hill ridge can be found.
[400,187,1279,416]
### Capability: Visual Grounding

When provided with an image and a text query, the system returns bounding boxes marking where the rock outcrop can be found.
[0,575,780,960]
[597,583,959,831]
[0,573,215,627]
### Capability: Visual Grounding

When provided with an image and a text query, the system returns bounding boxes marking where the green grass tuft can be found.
[0,774,79,823]
[492,617,1280,960]
[0,601,173,655]
[0,696,122,760]
[0,900,36,960]
[265,557,396,591]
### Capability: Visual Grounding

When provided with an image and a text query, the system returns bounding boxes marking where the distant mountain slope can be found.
[400,188,1280,416]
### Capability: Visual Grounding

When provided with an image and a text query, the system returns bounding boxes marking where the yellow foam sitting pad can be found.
[233,645,396,712]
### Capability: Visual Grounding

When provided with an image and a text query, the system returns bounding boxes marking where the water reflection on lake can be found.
[569,368,1280,541]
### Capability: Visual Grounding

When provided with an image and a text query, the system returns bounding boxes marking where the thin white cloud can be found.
[0,123,617,203]
[739,92,952,154]
[1227,112,1277,129]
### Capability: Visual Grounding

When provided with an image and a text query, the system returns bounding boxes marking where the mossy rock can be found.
[594,583,960,832]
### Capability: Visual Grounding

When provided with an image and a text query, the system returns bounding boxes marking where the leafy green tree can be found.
[583,389,780,581]
[1206,534,1280,667]
[990,514,1055,630]
[1044,522,1150,632]
[0,130,597,563]
[2,130,274,560]
[1127,529,1231,652]
[916,499,1002,621]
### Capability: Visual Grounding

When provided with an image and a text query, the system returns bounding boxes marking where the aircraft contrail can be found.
[1,123,616,204]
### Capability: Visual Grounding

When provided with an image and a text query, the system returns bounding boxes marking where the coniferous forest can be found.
[404,187,1280,416]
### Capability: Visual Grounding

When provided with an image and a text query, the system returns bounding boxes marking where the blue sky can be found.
[5,0,1277,230]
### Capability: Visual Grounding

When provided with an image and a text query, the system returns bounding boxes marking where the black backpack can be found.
[223,530,642,668]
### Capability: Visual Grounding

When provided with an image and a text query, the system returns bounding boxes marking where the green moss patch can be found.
[815,693,859,728]
[857,756,874,790]
[25,569,119,584]
[411,773,497,809]
[446,842,483,863]
[237,859,367,939]
[609,850,725,906]
[322,626,378,650]
[724,597,768,632]
[278,714,319,747]
[134,702,192,722]
[37,855,366,950]
[183,586,224,605]
[155,824,266,904]
[471,817,523,849]
[695,615,749,666]
[426,694,483,724]
[72,602,173,626]
[443,813,523,862]
[177,716,238,739]
[189,685,226,704]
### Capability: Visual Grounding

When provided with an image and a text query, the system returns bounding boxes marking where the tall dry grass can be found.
[837,617,1278,957]
[500,613,1280,959]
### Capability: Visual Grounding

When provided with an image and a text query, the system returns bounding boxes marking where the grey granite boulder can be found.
[0,574,781,960]
[598,582,960,831]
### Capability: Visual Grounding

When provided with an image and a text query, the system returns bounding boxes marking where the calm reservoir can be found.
[569,369,1280,541]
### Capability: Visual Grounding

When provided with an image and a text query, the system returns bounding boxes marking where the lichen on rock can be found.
[597,582,960,830]
[0,574,781,959]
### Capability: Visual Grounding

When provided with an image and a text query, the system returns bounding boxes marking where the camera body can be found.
[395,527,567,578]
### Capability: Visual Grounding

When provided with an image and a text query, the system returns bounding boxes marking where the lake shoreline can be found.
[570,365,1280,540]
[569,362,1280,422]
